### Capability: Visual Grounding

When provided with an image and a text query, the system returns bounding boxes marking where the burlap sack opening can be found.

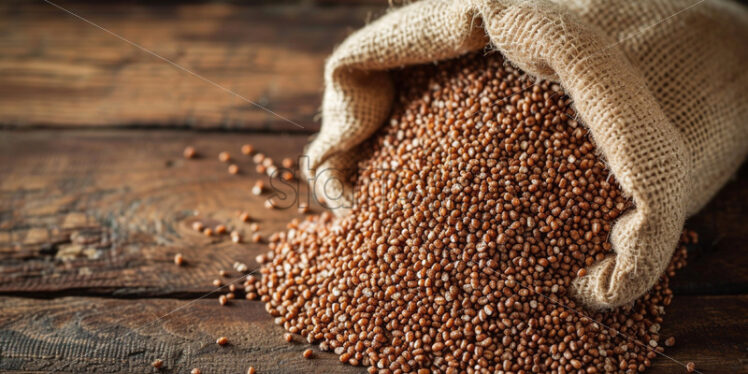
[304,0,748,309]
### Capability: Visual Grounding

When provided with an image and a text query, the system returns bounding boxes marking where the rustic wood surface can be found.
[1,130,746,373]
[1,0,747,373]
[0,297,362,374]
[0,130,322,297]
[0,1,385,131]
[1,131,746,298]
[1,295,745,374]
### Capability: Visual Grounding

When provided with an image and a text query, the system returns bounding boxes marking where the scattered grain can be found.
[151,359,163,369]
[252,181,264,195]
[234,262,249,273]
[183,146,196,159]
[231,231,242,243]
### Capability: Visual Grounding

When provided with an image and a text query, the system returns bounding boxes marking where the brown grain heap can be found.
[253,53,691,373]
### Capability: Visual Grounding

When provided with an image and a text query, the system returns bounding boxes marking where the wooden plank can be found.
[0,296,362,374]
[0,295,745,373]
[0,1,386,131]
[0,130,323,297]
[0,130,746,297]
[670,164,748,295]
[2,0,748,131]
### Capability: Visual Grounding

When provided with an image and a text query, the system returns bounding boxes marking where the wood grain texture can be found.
[3,130,743,297]
[670,164,748,295]
[0,1,386,131]
[0,130,325,297]
[1,295,745,373]
[0,296,362,374]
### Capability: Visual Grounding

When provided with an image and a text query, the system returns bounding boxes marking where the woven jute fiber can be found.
[304,0,748,310]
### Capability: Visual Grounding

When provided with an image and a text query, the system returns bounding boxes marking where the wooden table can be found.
[1,1,746,373]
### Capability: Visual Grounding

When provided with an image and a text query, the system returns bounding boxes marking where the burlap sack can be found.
[304,0,748,310]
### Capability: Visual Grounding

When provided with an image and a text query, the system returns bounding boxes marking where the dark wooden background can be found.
[0,1,746,373]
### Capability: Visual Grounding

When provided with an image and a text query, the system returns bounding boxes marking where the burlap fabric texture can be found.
[303,0,748,309]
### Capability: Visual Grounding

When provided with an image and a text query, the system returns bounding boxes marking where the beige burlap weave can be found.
[304,0,748,309]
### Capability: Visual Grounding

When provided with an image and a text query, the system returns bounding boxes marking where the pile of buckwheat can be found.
[250,53,694,373]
